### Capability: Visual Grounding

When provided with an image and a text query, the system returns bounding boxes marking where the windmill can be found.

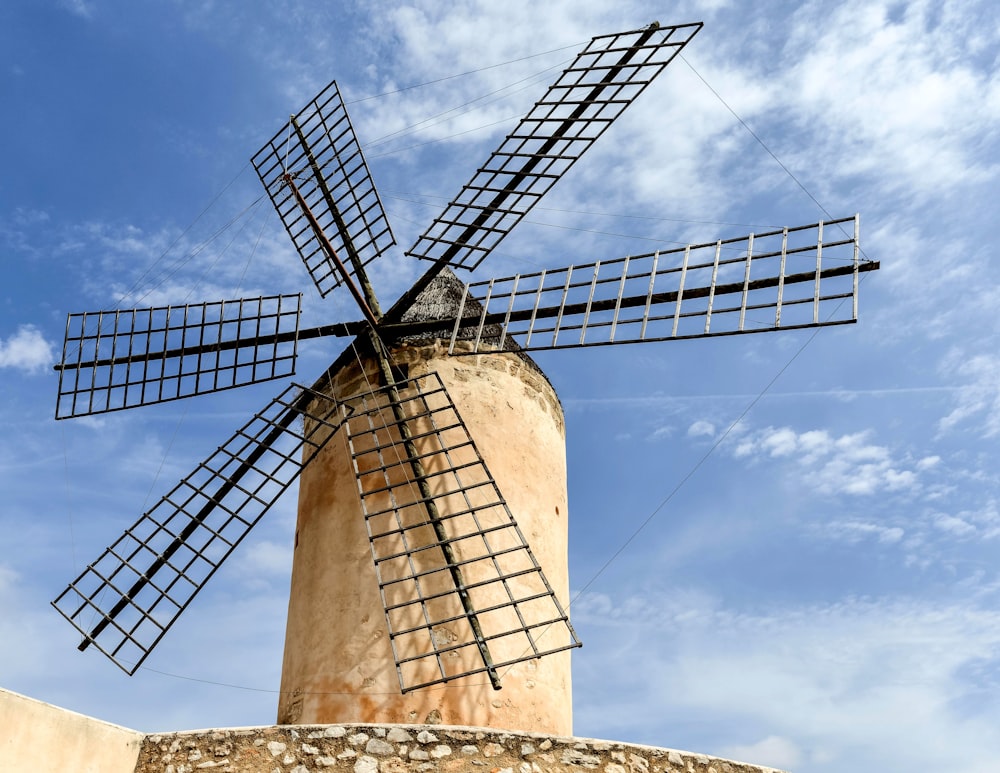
[51,20,879,733]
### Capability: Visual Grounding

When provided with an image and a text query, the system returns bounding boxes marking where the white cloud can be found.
[687,420,715,438]
[813,495,1000,566]
[111,280,250,309]
[933,513,977,537]
[760,426,799,457]
[0,326,55,374]
[939,352,1000,438]
[0,563,19,595]
[970,502,1000,539]
[574,591,1000,773]
[351,2,613,158]
[650,425,673,440]
[731,426,922,496]
[720,735,801,771]
[916,456,941,470]
[58,0,92,19]
[825,520,905,545]
[237,539,293,579]
[73,415,107,431]
[780,0,1000,199]
[50,202,307,310]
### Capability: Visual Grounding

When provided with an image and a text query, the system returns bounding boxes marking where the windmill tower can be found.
[276,286,575,731]
[51,20,879,737]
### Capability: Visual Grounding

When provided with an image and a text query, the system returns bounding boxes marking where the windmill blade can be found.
[55,294,302,419]
[445,216,880,353]
[51,383,346,675]
[405,21,702,273]
[252,81,396,299]
[343,372,580,693]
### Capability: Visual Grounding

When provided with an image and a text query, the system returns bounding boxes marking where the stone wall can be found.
[1,686,786,773]
[134,724,786,773]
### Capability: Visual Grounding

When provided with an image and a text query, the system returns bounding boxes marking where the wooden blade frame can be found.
[252,81,396,299]
[52,383,346,675]
[55,294,301,419]
[343,372,580,692]
[405,22,702,272]
[448,216,878,353]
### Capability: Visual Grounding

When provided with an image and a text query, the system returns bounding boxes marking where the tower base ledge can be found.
[136,723,786,773]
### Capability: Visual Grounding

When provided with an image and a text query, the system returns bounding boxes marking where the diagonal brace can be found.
[368,332,503,690]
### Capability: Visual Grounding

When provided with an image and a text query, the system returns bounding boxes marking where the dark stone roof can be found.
[308,267,551,392]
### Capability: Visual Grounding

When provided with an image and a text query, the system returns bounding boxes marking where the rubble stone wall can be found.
[1,686,786,773]
[134,724,786,773]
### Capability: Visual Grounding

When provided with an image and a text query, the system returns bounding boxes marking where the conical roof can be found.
[312,266,551,393]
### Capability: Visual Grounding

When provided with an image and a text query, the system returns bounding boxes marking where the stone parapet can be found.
[135,724,786,773]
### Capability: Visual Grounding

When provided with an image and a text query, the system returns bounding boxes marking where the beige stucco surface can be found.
[0,686,143,773]
[278,342,574,734]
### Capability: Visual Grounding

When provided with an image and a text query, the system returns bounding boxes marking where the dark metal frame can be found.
[52,383,346,674]
[405,22,703,272]
[344,372,580,692]
[55,294,301,419]
[447,216,869,352]
[252,81,396,298]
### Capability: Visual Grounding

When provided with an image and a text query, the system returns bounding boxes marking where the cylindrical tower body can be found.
[277,339,573,734]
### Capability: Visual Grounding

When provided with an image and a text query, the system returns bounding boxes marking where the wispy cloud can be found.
[0,208,51,259]
[731,426,923,496]
[939,352,1000,438]
[935,501,1000,541]
[235,539,294,586]
[778,0,1000,201]
[720,735,802,771]
[823,520,905,545]
[563,386,963,411]
[58,0,93,20]
[573,590,1000,772]
[47,199,306,310]
[809,494,999,575]
[687,420,716,438]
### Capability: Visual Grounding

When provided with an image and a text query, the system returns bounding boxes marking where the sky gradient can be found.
[2,2,999,772]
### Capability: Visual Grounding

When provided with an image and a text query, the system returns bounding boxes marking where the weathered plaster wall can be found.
[279,342,574,734]
[134,724,787,773]
[0,686,143,773]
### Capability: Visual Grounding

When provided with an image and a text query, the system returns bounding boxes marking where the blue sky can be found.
[2,1,999,771]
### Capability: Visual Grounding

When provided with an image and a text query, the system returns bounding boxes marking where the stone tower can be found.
[277,272,574,734]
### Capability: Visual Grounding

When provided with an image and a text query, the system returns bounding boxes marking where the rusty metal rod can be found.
[288,116,383,319]
[282,172,381,328]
